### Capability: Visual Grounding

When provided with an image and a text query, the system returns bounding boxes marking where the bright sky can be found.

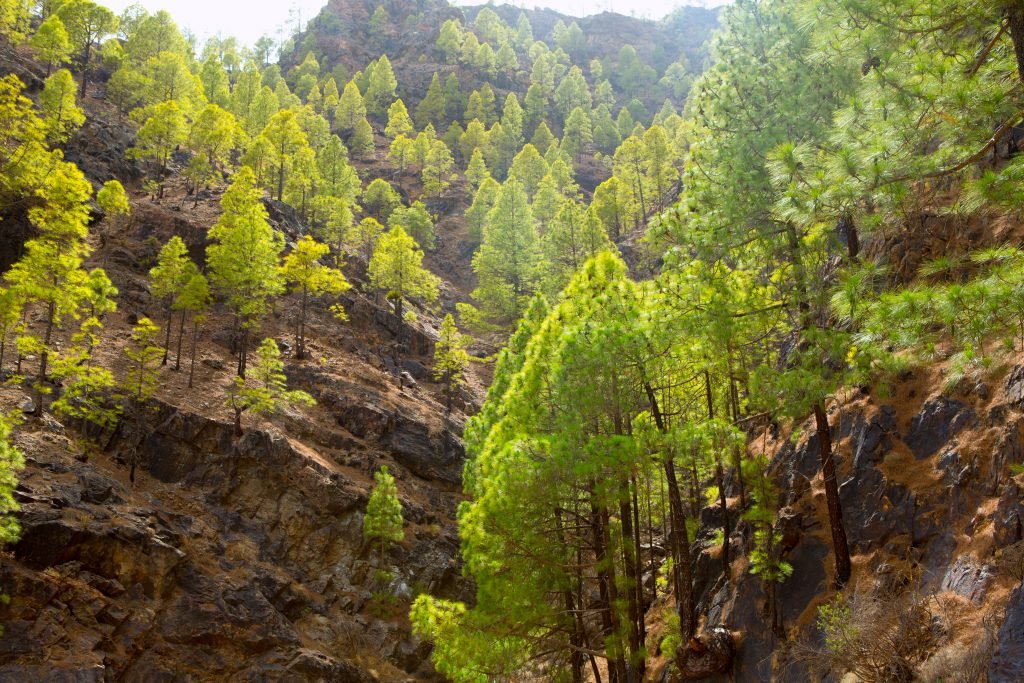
[101,1,728,47]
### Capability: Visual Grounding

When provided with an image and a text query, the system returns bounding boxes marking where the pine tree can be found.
[561,107,593,160]
[345,216,385,264]
[459,119,489,161]
[542,201,612,295]
[369,5,389,36]
[365,55,397,117]
[205,168,285,377]
[389,200,435,250]
[436,19,464,63]
[96,179,129,247]
[385,98,414,139]
[508,144,548,197]
[433,314,469,413]
[260,109,311,201]
[363,178,401,221]
[175,269,211,387]
[443,73,465,122]
[281,235,351,359]
[5,160,95,417]
[56,0,117,96]
[191,103,239,171]
[363,465,404,565]
[465,148,490,189]
[149,235,193,366]
[336,79,366,132]
[472,179,540,321]
[350,117,375,160]
[226,337,315,436]
[553,66,592,121]
[415,72,446,130]
[123,317,162,483]
[368,226,440,326]
[422,139,455,199]
[129,100,187,197]
[388,134,414,173]
[39,69,84,143]
[30,14,73,76]
[466,177,499,242]
[52,268,119,434]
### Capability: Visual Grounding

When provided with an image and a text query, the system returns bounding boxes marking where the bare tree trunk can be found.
[814,401,851,587]
[175,309,187,370]
[188,320,200,388]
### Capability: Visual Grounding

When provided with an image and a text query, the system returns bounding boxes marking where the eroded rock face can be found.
[991,585,1024,682]
[904,397,977,460]
[0,399,468,680]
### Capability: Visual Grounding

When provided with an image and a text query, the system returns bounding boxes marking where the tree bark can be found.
[188,320,200,388]
[813,401,852,587]
[162,304,173,365]
[1007,1,1024,84]
[175,309,187,370]
[643,382,696,651]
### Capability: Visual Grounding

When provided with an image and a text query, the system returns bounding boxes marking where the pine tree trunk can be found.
[79,40,91,98]
[1007,1,1024,84]
[296,288,307,359]
[813,401,852,587]
[555,507,585,683]
[237,325,249,378]
[188,320,200,388]
[162,304,173,365]
[631,477,646,649]
[175,309,187,371]
[705,371,730,575]
[618,485,643,678]
[34,300,56,417]
[643,381,695,645]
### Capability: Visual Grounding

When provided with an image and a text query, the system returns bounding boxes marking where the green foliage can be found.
[123,317,162,403]
[30,14,73,73]
[389,201,434,250]
[364,464,404,548]
[471,179,540,322]
[206,168,285,340]
[0,412,25,547]
[368,226,440,321]
[433,314,469,410]
[96,179,129,218]
[227,337,315,435]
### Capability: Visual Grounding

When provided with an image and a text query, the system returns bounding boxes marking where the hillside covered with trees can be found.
[1,0,1024,681]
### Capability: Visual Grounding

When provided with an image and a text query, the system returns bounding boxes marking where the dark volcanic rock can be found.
[990,584,1024,682]
[904,397,977,460]
[780,537,828,623]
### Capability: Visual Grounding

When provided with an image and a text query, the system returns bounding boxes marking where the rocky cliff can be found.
[0,50,483,680]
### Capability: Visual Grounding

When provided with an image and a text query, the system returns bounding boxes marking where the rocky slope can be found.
[648,352,1024,681]
[0,49,483,681]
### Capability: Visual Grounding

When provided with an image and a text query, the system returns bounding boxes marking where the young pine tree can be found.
[368,226,440,328]
[433,314,469,413]
[123,317,162,484]
[175,269,211,387]
[363,465,404,566]
[205,168,286,377]
[149,236,193,366]
[226,337,315,436]
[281,235,351,359]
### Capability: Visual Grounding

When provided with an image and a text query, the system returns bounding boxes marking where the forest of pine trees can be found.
[0,0,1021,679]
